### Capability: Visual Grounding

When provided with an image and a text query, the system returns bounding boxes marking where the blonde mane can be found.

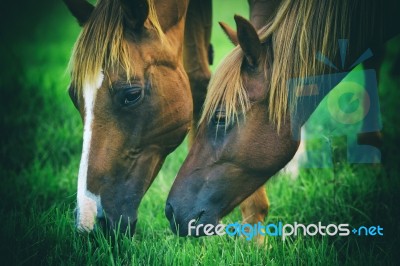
[69,0,163,92]
[201,0,380,130]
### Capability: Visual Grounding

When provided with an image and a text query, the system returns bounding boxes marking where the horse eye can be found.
[213,110,226,126]
[122,89,142,106]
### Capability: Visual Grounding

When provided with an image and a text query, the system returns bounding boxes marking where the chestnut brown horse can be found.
[63,0,211,234]
[165,0,399,238]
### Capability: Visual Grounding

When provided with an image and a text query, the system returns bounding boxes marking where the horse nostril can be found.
[165,202,174,220]
[197,210,205,221]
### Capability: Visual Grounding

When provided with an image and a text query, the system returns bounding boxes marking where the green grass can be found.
[1,1,399,265]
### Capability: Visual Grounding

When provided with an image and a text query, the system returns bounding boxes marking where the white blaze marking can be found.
[76,73,104,232]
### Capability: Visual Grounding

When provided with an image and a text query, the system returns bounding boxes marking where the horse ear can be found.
[234,15,261,67]
[63,0,94,26]
[219,22,238,46]
[120,0,149,31]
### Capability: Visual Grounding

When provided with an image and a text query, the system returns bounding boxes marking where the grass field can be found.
[1,1,399,265]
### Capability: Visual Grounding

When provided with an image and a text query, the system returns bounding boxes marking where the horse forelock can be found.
[69,0,164,93]
[200,46,249,129]
[200,28,274,130]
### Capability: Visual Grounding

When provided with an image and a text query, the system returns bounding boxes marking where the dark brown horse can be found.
[63,0,211,234]
[165,0,399,240]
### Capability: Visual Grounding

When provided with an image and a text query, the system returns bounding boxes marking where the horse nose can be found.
[165,202,174,222]
[166,202,185,235]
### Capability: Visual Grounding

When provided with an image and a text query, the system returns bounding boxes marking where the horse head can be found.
[64,0,191,234]
[166,15,299,236]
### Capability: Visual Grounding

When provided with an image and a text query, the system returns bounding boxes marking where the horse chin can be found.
[97,216,138,236]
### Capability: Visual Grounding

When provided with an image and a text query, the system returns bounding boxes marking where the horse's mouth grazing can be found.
[166,203,223,237]
[97,216,138,236]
